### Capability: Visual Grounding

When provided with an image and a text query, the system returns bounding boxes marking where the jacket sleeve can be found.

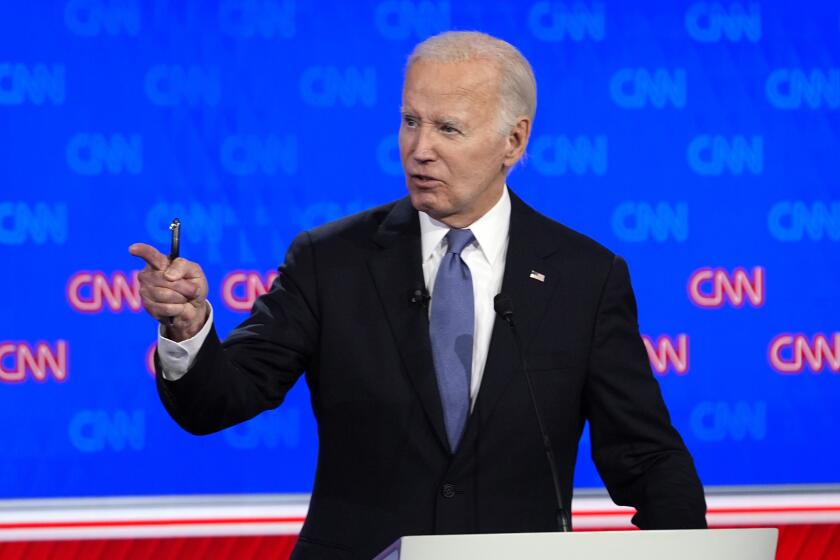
[155,231,320,436]
[584,255,707,529]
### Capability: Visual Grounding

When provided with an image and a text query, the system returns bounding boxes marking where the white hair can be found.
[406,31,537,134]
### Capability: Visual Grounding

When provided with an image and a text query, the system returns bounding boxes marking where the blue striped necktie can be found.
[429,228,475,453]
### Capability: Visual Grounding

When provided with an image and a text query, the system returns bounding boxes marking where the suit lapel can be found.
[468,192,564,435]
[367,198,450,453]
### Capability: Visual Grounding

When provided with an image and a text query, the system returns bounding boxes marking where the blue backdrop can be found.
[1,0,838,499]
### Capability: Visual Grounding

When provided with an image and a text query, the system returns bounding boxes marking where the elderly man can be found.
[130,31,706,560]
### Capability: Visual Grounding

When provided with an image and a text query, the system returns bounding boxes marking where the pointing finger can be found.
[129,243,169,271]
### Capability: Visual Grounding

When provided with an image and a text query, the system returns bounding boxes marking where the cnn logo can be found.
[67,271,142,313]
[688,266,764,308]
[769,333,840,374]
[0,340,68,383]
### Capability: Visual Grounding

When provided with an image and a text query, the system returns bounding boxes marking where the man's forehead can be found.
[402,59,500,112]
[402,89,482,112]
[404,59,499,93]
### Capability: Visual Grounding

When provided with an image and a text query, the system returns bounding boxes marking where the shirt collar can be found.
[419,185,511,267]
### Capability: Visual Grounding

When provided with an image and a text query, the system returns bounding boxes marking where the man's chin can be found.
[408,191,445,216]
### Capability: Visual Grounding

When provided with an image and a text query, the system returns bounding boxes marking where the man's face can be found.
[399,59,515,228]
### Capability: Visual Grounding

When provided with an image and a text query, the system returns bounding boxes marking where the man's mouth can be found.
[411,173,440,183]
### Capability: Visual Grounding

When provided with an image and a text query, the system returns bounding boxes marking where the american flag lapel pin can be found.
[529,270,546,282]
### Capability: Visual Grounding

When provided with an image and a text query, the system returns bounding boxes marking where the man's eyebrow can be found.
[437,117,466,127]
[399,110,466,128]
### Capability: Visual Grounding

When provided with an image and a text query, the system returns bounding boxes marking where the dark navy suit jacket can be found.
[157,191,707,560]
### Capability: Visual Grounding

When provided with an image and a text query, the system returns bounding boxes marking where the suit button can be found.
[441,483,456,498]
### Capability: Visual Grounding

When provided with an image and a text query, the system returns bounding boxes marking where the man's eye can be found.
[440,124,459,134]
[403,116,418,127]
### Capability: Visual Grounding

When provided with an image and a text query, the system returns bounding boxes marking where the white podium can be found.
[373,528,778,560]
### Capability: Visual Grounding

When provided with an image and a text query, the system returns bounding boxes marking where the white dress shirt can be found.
[158,186,512,403]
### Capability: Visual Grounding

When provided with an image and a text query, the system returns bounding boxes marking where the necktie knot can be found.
[446,229,474,256]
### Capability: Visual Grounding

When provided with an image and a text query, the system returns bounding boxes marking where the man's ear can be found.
[503,116,532,168]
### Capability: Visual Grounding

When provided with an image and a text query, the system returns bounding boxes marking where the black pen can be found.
[167,218,180,326]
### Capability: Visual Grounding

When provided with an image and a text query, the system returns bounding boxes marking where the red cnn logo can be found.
[642,334,689,375]
[769,333,840,374]
[0,340,68,383]
[222,270,278,312]
[67,271,142,313]
[687,266,765,308]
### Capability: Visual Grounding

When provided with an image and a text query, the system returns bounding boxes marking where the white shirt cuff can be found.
[157,302,214,381]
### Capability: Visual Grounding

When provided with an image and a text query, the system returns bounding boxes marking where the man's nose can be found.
[410,126,437,163]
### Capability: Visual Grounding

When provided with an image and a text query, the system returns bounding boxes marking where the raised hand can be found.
[128,243,209,341]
